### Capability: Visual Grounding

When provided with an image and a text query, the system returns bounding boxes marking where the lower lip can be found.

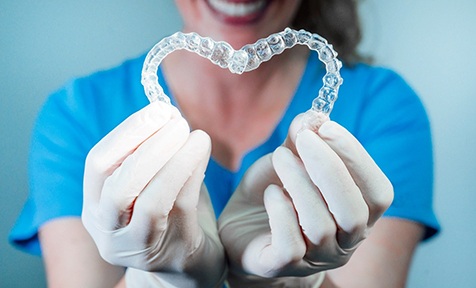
[206,0,270,25]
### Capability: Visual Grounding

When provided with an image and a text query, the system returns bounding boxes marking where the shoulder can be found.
[332,63,429,136]
[342,63,404,83]
[61,55,147,110]
[340,63,418,106]
[301,55,422,125]
[39,55,149,143]
[10,55,151,255]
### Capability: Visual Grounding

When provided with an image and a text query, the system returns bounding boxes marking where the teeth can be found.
[209,0,266,17]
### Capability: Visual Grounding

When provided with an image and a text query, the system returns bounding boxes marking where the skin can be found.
[40,0,425,286]
[166,0,306,170]
[40,218,125,288]
[324,219,424,287]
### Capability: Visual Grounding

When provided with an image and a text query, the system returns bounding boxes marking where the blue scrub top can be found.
[9,51,440,255]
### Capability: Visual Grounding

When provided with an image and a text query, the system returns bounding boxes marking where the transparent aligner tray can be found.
[141,28,343,116]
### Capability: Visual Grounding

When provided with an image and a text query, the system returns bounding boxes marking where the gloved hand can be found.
[218,111,394,287]
[82,102,226,288]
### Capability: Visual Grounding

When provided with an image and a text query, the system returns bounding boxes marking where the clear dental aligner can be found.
[142,28,343,115]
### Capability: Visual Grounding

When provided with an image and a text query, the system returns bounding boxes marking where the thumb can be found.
[239,154,280,205]
[283,110,329,154]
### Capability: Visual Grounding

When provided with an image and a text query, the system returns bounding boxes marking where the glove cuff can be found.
[304,272,326,288]
[225,271,326,288]
[125,265,227,288]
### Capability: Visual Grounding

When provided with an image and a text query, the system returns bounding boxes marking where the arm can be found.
[39,217,125,288]
[324,218,424,288]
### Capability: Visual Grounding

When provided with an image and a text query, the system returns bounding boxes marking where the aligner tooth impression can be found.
[141,28,343,118]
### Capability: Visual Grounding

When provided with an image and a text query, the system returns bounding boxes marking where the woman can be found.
[10,0,439,287]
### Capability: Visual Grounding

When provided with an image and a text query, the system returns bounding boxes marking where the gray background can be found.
[1,1,475,287]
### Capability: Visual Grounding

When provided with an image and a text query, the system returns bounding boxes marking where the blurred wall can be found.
[1,1,474,287]
[0,1,182,287]
[357,1,476,286]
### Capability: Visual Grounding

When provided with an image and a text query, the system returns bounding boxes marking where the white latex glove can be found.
[82,102,226,288]
[218,112,394,287]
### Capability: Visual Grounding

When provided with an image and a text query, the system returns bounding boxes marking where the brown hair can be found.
[292,0,366,65]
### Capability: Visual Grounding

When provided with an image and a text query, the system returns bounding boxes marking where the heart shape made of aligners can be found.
[141,27,343,116]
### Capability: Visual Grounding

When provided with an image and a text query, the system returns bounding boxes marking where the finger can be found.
[283,111,329,154]
[173,130,211,211]
[239,153,281,205]
[169,130,212,241]
[218,153,279,258]
[83,101,178,206]
[197,184,220,243]
[128,130,211,241]
[318,121,394,226]
[98,116,190,229]
[283,113,305,154]
[296,129,368,249]
[247,184,306,277]
[272,146,336,246]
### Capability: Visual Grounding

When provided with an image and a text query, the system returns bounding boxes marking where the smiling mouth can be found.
[207,0,269,24]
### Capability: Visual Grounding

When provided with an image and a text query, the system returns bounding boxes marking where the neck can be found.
[161,45,308,170]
